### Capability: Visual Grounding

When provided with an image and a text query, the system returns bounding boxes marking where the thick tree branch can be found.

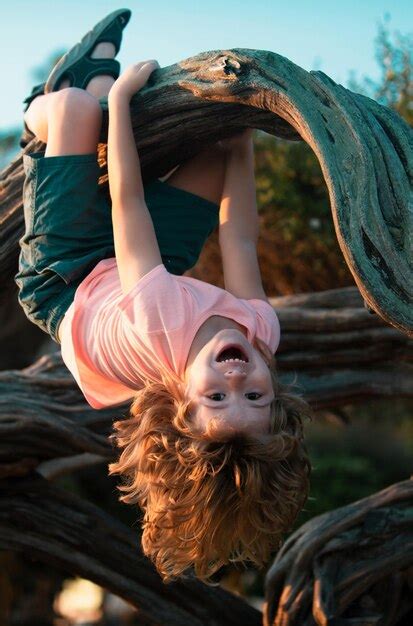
[0,48,411,626]
[1,49,412,334]
[264,477,413,626]
[0,473,261,626]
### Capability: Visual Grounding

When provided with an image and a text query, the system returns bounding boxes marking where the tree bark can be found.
[0,473,261,626]
[1,49,412,334]
[264,477,413,626]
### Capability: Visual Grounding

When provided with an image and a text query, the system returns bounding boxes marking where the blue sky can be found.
[1,0,412,131]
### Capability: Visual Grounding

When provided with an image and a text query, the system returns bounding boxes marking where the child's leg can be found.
[16,86,116,343]
[15,29,125,341]
[147,141,256,274]
[144,143,227,275]
[24,39,117,153]
[24,38,117,157]
[164,144,227,206]
[24,88,102,156]
[21,40,117,148]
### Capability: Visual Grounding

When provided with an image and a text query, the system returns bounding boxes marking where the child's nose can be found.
[224,369,247,383]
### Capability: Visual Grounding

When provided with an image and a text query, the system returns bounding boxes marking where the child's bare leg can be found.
[24,89,102,156]
[165,145,227,206]
[23,42,116,156]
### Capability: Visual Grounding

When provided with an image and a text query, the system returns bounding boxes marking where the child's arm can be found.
[107,62,162,295]
[218,130,268,302]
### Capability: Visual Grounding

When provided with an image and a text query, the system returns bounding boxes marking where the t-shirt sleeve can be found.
[116,264,187,334]
[247,298,281,354]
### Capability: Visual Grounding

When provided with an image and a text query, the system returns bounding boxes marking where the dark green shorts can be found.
[15,152,219,343]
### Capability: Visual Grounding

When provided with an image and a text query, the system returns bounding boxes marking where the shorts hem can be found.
[48,287,77,344]
[23,151,99,174]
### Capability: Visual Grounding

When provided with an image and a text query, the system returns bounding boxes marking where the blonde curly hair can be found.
[108,337,312,583]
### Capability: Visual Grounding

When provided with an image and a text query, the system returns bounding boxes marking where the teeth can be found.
[221,358,245,363]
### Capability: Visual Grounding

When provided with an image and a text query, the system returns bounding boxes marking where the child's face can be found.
[184,329,274,436]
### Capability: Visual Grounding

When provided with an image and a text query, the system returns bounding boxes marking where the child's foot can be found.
[58,41,117,99]
[20,9,131,148]
[20,40,118,149]
[44,8,131,95]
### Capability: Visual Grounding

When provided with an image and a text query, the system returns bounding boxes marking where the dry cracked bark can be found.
[264,478,413,626]
[1,49,412,335]
[0,473,262,626]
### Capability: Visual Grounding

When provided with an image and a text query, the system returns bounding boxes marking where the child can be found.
[16,9,312,583]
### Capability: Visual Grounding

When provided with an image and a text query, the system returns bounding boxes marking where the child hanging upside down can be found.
[16,9,312,582]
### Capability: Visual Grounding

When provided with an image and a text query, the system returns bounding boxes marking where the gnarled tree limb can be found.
[0,49,412,625]
[264,477,413,626]
[1,49,412,334]
[0,473,261,626]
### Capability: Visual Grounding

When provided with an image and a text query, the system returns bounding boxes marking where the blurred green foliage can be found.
[348,13,413,125]
[299,401,413,525]
[253,132,352,294]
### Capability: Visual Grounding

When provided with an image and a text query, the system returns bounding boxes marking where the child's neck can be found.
[185,315,248,373]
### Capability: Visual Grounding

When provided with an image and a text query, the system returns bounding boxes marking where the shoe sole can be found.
[44,8,131,93]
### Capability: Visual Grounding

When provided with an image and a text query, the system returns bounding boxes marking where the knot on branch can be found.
[207,55,242,77]
[178,51,251,98]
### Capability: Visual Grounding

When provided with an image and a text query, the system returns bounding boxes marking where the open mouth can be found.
[216,345,249,363]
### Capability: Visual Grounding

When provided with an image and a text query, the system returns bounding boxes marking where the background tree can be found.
[348,13,412,125]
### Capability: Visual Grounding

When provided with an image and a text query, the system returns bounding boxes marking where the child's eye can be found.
[208,393,226,401]
[245,393,262,400]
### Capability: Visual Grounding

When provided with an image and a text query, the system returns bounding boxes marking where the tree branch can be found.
[1,49,411,334]
[264,477,413,626]
[0,473,261,626]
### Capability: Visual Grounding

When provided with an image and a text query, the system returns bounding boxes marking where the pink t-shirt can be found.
[59,259,281,409]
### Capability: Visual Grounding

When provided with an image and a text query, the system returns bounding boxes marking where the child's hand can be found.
[109,60,160,101]
[218,129,254,152]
